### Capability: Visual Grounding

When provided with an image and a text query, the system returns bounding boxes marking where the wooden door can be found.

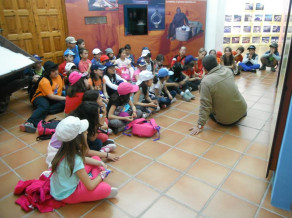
[0,0,68,64]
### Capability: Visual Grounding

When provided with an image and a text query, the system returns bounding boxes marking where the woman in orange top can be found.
[20,61,65,133]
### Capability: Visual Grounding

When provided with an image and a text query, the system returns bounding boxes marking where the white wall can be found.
[205,0,226,52]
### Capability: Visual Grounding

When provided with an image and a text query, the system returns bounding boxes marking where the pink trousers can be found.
[62,156,111,204]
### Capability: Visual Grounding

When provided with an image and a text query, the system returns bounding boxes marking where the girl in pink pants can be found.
[50,116,118,204]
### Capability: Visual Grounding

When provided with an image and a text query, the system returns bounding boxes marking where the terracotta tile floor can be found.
[0,70,292,218]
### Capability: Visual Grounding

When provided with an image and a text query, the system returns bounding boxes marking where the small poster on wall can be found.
[271,37,279,43]
[256,3,264,10]
[234,15,242,22]
[244,14,253,22]
[262,37,270,43]
[263,26,271,32]
[252,37,260,43]
[243,26,251,33]
[273,26,281,32]
[224,26,231,33]
[265,14,272,21]
[223,37,231,44]
[253,26,261,33]
[232,37,240,43]
[274,15,282,22]
[233,26,241,33]
[242,37,250,43]
[88,0,118,11]
[254,14,263,22]
[225,15,232,22]
[245,3,253,10]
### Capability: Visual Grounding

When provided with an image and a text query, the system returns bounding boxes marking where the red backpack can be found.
[123,118,160,141]
[37,118,60,141]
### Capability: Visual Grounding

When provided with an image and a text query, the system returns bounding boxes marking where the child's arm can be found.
[165,82,179,87]
[128,99,137,118]
[108,105,133,122]
[103,83,109,99]
[86,148,120,161]
[163,85,173,100]
[76,168,103,191]
[154,88,160,97]
[133,90,156,108]
[85,157,107,168]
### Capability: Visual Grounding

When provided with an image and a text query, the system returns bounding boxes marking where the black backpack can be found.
[29,76,43,102]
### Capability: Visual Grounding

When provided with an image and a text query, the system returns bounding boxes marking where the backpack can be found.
[36,118,61,141]
[123,118,160,141]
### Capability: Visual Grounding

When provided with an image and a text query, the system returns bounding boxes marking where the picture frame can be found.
[225,15,232,22]
[223,37,231,44]
[263,26,271,33]
[232,37,240,44]
[242,37,250,43]
[244,14,253,22]
[253,26,261,33]
[224,26,231,33]
[234,15,242,22]
[272,26,281,32]
[243,26,251,33]
[254,14,263,22]
[233,26,241,33]
[245,3,253,10]
[274,15,282,22]
[262,37,270,43]
[256,3,264,10]
[264,14,272,21]
[252,37,260,43]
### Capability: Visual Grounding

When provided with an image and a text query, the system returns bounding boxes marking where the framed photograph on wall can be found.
[245,3,253,10]
[253,26,261,33]
[252,37,260,43]
[271,37,279,43]
[224,26,231,33]
[256,3,264,10]
[88,0,118,11]
[225,15,232,22]
[265,14,272,21]
[262,37,270,43]
[242,37,250,43]
[233,26,241,33]
[263,26,271,32]
[232,37,240,43]
[254,14,263,22]
[234,15,242,22]
[223,37,231,44]
[273,26,281,32]
[274,15,282,22]
[243,26,251,33]
[244,14,253,22]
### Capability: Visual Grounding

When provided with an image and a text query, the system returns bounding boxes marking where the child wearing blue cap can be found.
[149,68,176,108]
[182,55,201,91]
[59,50,75,77]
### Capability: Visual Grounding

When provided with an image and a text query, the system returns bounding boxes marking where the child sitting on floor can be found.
[49,116,118,204]
[58,50,75,77]
[132,57,147,84]
[116,48,134,82]
[105,48,116,63]
[221,47,237,75]
[64,71,89,115]
[149,68,176,108]
[133,70,159,118]
[153,54,164,74]
[78,48,91,75]
[88,63,109,103]
[195,48,207,78]
[107,82,142,134]
[103,62,126,96]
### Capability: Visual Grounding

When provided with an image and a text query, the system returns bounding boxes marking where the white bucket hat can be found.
[136,70,154,85]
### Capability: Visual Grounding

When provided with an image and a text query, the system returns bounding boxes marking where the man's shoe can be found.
[259,65,266,70]
[19,122,36,133]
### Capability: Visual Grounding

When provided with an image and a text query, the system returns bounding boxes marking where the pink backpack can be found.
[123,118,160,141]
[37,118,60,141]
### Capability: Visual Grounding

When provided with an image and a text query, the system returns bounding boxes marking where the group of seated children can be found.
[17,36,281,206]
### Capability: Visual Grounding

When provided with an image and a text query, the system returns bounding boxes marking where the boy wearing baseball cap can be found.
[59,50,75,77]
[259,42,281,72]
[92,48,103,65]
[65,36,80,66]
[238,45,260,73]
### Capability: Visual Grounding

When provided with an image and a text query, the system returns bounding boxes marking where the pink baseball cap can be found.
[69,71,84,85]
[117,82,139,95]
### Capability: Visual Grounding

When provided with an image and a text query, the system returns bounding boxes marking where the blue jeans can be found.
[157,90,176,106]
[238,62,260,71]
[28,96,65,127]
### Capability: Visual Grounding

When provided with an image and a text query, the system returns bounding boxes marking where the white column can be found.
[205,0,226,52]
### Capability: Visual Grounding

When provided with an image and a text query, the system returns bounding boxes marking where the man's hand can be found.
[189,126,202,135]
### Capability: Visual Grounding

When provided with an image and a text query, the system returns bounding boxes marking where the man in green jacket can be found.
[189,55,247,135]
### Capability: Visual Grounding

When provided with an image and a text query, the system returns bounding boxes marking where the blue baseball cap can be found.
[184,55,198,65]
[158,68,174,77]
[137,57,147,66]
[64,49,75,56]
[32,54,43,62]
[91,63,106,71]
[142,47,150,51]
[105,61,116,68]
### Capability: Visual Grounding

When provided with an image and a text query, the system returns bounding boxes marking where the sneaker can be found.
[107,187,118,198]
[100,143,117,152]
[182,93,191,102]
[170,97,177,104]
[107,128,113,135]
[185,90,195,99]
[154,105,160,112]
[103,139,115,146]
[19,122,36,133]
[259,65,266,70]
[142,112,150,119]
[161,104,167,109]
[271,67,276,72]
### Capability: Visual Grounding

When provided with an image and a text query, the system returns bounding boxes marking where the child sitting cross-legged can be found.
[107,82,143,134]
[133,70,160,118]
[49,116,118,204]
